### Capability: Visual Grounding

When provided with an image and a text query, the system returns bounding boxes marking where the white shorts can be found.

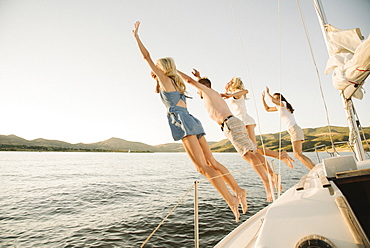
[288,124,304,142]
[241,113,256,126]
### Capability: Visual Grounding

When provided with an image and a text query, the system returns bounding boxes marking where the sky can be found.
[0,0,369,146]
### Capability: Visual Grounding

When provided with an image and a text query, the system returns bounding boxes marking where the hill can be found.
[0,126,369,152]
[211,126,370,152]
[0,135,158,152]
[78,137,158,152]
[154,143,184,152]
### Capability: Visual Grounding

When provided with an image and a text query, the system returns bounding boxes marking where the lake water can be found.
[1,151,340,247]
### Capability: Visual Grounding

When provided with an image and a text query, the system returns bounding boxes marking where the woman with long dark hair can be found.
[222,77,294,169]
[262,87,315,170]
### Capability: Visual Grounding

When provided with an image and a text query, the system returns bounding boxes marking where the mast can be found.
[312,0,366,161]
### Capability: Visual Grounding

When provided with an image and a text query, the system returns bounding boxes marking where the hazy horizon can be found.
[2,124,367,146]
[1,0,369,145]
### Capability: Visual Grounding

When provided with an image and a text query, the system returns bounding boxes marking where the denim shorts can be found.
[167,107,205,141]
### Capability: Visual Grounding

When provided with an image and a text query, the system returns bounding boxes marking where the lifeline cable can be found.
[277,0,283,196]
[229,0,276,200]
[140,164,254,247]
[140,184,195,247]
[296,0,337,154]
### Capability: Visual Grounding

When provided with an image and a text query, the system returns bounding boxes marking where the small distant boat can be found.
[215,1,370,247]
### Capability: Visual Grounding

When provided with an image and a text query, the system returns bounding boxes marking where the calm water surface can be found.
[1,151,337,247]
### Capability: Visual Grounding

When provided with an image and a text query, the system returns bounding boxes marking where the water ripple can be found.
[1,151,336,247]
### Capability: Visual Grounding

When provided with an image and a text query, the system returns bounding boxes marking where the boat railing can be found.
[310,141,361,163]
[140,183,197,248]
[140,165,256,248]
[313,144,338,162]
[141,179,240,248]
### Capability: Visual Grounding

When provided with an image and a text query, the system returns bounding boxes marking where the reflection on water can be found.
[0,151,340,247]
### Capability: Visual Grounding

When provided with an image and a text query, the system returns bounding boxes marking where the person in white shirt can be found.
[262,87,315,170]
[222,77,294,172]
[178,69,274,202]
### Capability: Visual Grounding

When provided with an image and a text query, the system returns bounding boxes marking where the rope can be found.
[198,165,254,183]
[351,101,370,157]
[228,0,264,151]
[140,164,254,247]
[296,0,338,155]
[229,0,276,198]
[140,184,195,247]
[277,0,283,195]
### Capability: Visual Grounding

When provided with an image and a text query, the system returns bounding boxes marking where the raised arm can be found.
[265,87,284,107]
[262,90,277,112]
[132,21,171,88]
[191,68,202,79]
[177,70,195,83]
[177,70,206,91]
[223,89,249,99]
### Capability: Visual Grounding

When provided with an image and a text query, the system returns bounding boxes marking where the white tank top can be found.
[228,97,256,125]
[277,101,296,129]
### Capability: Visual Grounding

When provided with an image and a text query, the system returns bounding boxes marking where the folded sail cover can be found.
[324,25,370,99]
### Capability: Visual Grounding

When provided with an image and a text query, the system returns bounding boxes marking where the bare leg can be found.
[242,151,273,202]
[246,124,281,188]
[292,140,315,170]
[247,124,294,169]
[254,151,281,191]
[245,124,258,144]
[246,124,273,174]
[257,148,294,169]
[182,135,240,222]
[198,136,248,214]
[254,152,273,176]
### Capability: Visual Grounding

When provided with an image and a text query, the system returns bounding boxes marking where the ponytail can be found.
[274,93,294,113]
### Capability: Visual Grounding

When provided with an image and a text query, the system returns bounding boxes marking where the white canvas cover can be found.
[324,25,370,99]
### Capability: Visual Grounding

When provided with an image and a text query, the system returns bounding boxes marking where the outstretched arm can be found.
[192,68,202,79]
[223,89,249,99]
[177,70,198,85]
[265,87,283,107]
[177,70,206,91]
[132,21,170,87]
[262,90,277,112]
[220,93,231,99]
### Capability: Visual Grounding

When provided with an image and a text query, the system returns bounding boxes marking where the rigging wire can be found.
[229,0,277,200]
[140,184,195,247]
[277,0,283,196]
[311,0,368,158]
[228,0,261,147]
[348,101,370,158]
[296,0,338,155]
[140,164,254,247]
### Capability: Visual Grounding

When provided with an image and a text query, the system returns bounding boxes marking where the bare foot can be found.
[264,183,273,202]
[237,189,248,214]
[281,151,294,169]
[228,196,240,223]
[266,192,273,202]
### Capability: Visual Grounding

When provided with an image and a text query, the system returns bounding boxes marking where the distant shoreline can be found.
[1,125,369,153]
[0,146,355,153]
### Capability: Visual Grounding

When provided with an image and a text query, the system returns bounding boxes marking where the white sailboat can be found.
[215,1,370,247]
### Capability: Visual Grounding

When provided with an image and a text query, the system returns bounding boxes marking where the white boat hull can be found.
[216,158,370,247]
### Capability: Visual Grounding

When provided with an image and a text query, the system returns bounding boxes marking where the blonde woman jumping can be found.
[132,21,248,221]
